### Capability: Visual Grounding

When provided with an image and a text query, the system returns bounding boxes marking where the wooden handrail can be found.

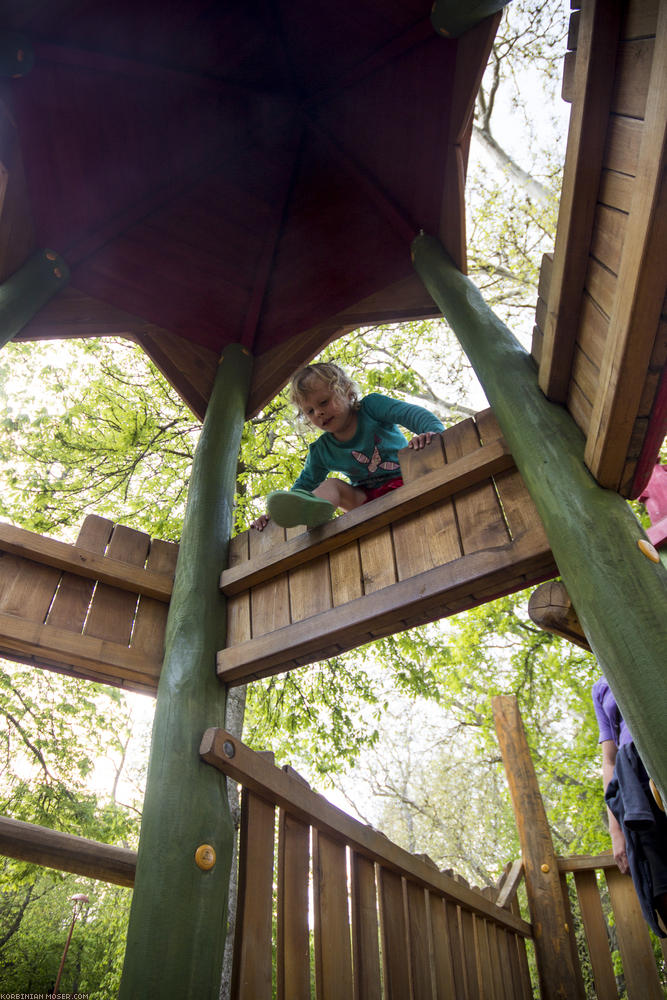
[220,438,514,596]
[0,521,174,601]
[557,853,616,873]
[200,727,532,937]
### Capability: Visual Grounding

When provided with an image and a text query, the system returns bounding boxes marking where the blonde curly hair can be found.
[289,363,361,421]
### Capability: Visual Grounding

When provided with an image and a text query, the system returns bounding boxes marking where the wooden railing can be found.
[201,728,534,1000]
[558,853,667,999]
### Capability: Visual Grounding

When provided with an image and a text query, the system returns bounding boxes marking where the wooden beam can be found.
[538,0,623,402]
[493,696,584,1000]
[557,854,616,873]
[430,1,509,39]
[217,527,553,685]
[0,521,174,601]
[220,438,514,595]
[0,814,136,887]
[0,611,161,694]
[412,233,667,805]
[584,1,667,488]
[200,728,532,938]
[527,580,591,650]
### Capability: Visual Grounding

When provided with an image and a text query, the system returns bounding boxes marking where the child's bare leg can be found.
[314,478,366,512]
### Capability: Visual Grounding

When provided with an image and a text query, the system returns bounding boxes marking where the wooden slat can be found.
[393,432,462,580]
[378,868,410,1000]
[277,810,311,1000]
[226,533,251,646]
[359,525,397,594]
[83,525,150,645]
[0,814,136,887]
[447,903,469,999]
[445,418,509,555]
[604,114,642,176]
[405,881,433,999]
[428,894,457,999]
[0,551,61,625]
[232,790,276,1000]
[473,918,498,1000]
[0,519,173,601]
[560,873,589,999]
[220,438,513,596]
[286,525,332,623]
[248,519,290,638]
[584,0,667,489]
[217,526,554,685]
[459,906,481,1000]
[329,541,364,604]
[508,903,534,1000]
[540,0,623,401]
[130,537,178,662]
[590,204,627,275]
[200,729,532,936]
[612,38,653,119]
[557,853,617,873]
[605,867,663,999]
[573,869,618,999]
[46,515,114,630]
[351,852,382,1000]
[313,830,353,1000]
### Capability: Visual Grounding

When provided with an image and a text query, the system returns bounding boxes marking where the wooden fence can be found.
[201,727,534,1000]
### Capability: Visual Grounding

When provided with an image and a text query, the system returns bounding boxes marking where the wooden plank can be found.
[612,38,653,119]
[590,204,627,275]
[248,519,291,638]
[329,541,364,605]
[0,519,173,601]
[405,881,433,999]
[277,810,311,1000]
[561,873,589,999]
[378,868,411,1000]
[585,257,617,319]
[359,526,396,594]
[623,0,659,41]
[46,515,114,630]
[493,696,584,999]
[473,918,498,1000]
[447,904,469,999]
[200,729,532,936]
[313,830,353,1000]
[287,524,332,622]
[605,867,663,999]
[598,168,635,213]
[508,904,534,1000]
[226,533,251,646]
[220,438,514,596]
[428,894,457,999]
[539,0,623,402]
[393,433,462,580]
[485,922,508,1000]
[84,525,150,645]
[0,814,136,887]
[0,551,61,625]
[445,418,509,555]
[217,527,554,684]
[130,538,178,663]
[584,1,667,489]
[573,869,618,999]
[0,610,161,693]
[351,853,382,1000]
[604,115,642,176]
[459,906,481,1000]
[232,790,276,1000]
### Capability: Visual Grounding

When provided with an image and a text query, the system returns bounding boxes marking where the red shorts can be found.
[360,476,404,503]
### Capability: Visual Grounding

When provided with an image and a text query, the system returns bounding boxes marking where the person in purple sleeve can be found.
[592,677,667,937]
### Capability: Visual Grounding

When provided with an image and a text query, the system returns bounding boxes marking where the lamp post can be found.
[52,893,89,996]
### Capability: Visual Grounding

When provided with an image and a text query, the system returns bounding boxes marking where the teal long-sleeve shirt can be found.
[291,393,444,492]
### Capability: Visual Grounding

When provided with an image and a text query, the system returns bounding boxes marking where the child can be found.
[252,362,445,530]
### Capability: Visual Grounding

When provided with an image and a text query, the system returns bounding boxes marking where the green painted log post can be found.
[431,0,510,39]
[119,344,253,999]
[412,234,667,799]
[0,251,70,348]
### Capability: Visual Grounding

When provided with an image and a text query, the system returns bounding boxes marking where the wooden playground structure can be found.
[1,0,666,995]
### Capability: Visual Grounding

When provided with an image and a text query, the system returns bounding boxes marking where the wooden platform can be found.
[0,515,177,694]
[534,0,667,497]
[218,410,558,685]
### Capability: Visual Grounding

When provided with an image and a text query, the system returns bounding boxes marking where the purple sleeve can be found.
[592,679,616,744]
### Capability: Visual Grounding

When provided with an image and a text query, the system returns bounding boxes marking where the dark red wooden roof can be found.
[3,2,499,414]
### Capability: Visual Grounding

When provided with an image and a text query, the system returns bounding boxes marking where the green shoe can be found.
[267,489,336,528]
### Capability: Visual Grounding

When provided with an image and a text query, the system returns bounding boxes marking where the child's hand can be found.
[408,432,435,450]
[251,513,270,531]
